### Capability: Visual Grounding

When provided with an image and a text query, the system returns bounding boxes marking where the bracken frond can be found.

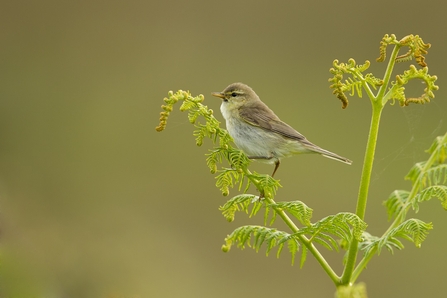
[379,218,433,251]
[270,201,313,226]
[376,34,399,62]
[222,226,300,265]
[388,65,439,107]
[219,194,262,222]
[299,212,367,251]
[383,190,410,220]
[328,59,376,109]
[414,185,447,211]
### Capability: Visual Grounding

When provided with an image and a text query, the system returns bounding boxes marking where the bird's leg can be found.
[246,154,279,178]
[271,160,280,178]
[246,154,279,201]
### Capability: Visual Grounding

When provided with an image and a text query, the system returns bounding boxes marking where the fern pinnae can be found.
[271,201,313,226]
[424,164,447,186]
[414,185,447,211]
[384,190,410,220]
[312,233,339,251]
[380,218,433,251]
[300,246,308,268]
[219,194,259,222]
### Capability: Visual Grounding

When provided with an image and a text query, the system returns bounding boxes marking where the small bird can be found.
[212,82,352,177]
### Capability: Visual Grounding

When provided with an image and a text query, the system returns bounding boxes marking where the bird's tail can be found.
[321,152,352,165]
[306,144,352,165]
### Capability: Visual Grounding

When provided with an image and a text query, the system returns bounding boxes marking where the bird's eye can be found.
[231,92,237,97]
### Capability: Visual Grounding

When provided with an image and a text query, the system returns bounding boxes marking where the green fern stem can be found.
[341,103,383,285]
[377,44,402,102]
[351,246,377,283]
[341,45,401,285]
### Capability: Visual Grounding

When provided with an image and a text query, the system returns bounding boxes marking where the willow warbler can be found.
[212,82,352,177]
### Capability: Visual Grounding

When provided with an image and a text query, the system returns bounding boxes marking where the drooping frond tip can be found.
[155,90,179,132]
[155,90,203,132]
[376,34,398,62]
[377,34,431,67]
[329,59,351,109]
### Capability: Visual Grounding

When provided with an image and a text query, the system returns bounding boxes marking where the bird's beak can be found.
[211,92,225,99]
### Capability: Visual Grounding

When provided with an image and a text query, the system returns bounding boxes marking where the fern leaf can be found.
[405,161,426,184]
[299,213,367,251]
[219,194,261,222]
[228,149,250,170]
[215,169,240,196]
[222,226,300,264]
[423,164,447,186]
[426,134,447,164]
[380,218,433,251]
[300,246,308,268]
[206,148,228,174]
[359,232,380,256]
[414,185,447,211]
[255,173,281,199]
[407,163,447,187]
[271,201,313,226]
[376,34,398,62]
[311,233,340,251]
[383,190,410,220]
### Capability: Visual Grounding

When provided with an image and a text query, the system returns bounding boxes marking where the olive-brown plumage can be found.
[212,82,352,177]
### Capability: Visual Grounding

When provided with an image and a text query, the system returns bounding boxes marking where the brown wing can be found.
[238,104,307,142]
[239,103,353,164]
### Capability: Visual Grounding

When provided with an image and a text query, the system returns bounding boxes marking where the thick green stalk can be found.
[340,103,383,284]
[340,45,401,285]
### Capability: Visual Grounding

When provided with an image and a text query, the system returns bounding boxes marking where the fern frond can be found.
[396,34,431,67]
[361,219,433,256]
[311,232,340,251]
[254,173,281,199]
[405,161,426,184]
[381,218,433,250]
[206,148,227,174]
[359,232,380,256]
[376,34,398,62]
[377,34,431,67]
[222,226,300,264]
[299,213,367,251]
[364,73,384,89]
[215,168,241,196]
[421,164,447,187]
[329,58,381,109]
[228,149,251,170]
[414,185,447,211]
[388,65,439,107]
[383,190,410,220]
[179,99,196,112]
[270,201,313,226]
[300,246,308,268]
[426,134,447,164]
[219,194,261,222]
[404,160,447,187]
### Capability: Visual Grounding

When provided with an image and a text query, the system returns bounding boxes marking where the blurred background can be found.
[1,0,446,297]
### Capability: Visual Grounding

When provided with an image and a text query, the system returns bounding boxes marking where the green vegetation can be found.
[156,34,443,297]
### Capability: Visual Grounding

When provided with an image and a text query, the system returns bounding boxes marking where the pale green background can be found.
[1,1,447,297]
